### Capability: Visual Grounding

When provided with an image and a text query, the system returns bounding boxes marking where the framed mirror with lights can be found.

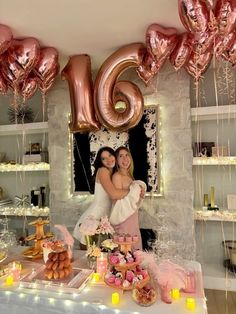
[72,105,162,196]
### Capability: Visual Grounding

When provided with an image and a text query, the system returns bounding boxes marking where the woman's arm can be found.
[97,168,128,200]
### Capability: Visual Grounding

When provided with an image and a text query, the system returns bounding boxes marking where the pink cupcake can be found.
[126,270,135,282]
[108,275,116,284]
[132,235,138,242]
[125,235,132,242]
[141,269,148,278]
[113,234,119,242]
[109,255,119,264]
[118,235,124,242]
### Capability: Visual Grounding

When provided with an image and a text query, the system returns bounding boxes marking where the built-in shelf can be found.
[0,162,50,172]
[191,105,236,121]
[194,210,236,222]
[0,206,50,216]
[0,122,48,136]
[201,262,236,291]
[193,157,236,165]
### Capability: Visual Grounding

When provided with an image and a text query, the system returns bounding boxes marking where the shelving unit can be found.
[0,122,50,217]
[192,104,236,291]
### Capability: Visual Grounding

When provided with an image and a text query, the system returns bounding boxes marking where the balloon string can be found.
[74,136,92,193]
[41,91,46,151]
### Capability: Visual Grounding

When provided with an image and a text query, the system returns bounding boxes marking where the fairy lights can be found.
[193,156,236,165]
[0,206,49,216]
[0,162,50,172]
[194,210,236,221]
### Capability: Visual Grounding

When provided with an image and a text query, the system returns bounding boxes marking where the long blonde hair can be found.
[115,146,134,179]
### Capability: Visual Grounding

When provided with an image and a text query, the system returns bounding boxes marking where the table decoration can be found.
[111,292,120,305]
[132,284,157,306]
[171,288,180,300]
[5,274,13,285]
[20,264,93,294]
[96,252,108,278]
[22,218,53,259]
[104,235,150,291]
[186,297,196,310]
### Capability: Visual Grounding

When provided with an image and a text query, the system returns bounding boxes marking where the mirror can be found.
[72,105,161,195]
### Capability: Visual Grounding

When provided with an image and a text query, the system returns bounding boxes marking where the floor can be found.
[205,289,236,314]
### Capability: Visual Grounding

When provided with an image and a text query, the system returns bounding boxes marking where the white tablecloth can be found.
[0,248,208,314]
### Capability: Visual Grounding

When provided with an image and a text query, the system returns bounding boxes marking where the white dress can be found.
[73,182,112,244]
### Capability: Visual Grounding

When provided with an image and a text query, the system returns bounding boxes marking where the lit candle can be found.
[6,275,14,286]
[210,186,215,207]
[203,194,208,206]
[10,262,21,281]
[92,272,100,282]
[186,297,196,310]
[171,288,180,300]
[96,253,108,278]
[111,292,120,305]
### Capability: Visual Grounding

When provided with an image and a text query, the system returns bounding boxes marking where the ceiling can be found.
[1,0,185,69]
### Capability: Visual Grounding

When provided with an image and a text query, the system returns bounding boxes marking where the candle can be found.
[183,271,196,293]
[6,275,14,286]
[92,272,100,282]
[203,194,208,206]
[186,297,196,310]
[112,292,120,305]
[171,288,180,300]
[96,253,108,278]
[10,261,21,281]
[210,186,215,207]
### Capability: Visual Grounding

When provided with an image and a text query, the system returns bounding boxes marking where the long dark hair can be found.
[93,146,116,179]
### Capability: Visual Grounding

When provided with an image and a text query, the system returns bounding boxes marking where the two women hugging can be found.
[73,146,146,250]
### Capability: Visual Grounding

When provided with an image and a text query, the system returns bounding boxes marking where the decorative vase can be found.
[87,256,97,270]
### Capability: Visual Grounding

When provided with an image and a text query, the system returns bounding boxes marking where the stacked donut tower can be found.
[44,243,72,280]
[104,234,150,290]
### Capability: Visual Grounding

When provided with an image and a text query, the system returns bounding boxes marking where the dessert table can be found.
[0,248,208,314]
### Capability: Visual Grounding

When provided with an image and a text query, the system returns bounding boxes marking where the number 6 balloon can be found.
[94,43,145,132]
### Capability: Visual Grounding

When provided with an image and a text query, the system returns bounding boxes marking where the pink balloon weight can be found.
[185,51,212,80]
[0,24,13,55]
[146,24,178,62]
[170,33,193,70]
[178,0,210,33]
[215,0,236,35]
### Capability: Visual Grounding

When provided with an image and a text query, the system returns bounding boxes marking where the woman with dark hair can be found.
[110,146,146,250]
[73,146,128,245]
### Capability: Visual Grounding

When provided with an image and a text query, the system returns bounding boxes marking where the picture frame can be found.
[193,142,215,157]
[30,143,41,154]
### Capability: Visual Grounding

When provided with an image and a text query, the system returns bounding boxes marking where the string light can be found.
[0,206,49,216]
[0,162,50,172]
[193,156,236,165]
[195,210,236,221]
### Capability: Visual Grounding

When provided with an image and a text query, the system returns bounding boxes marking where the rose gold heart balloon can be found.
[170,33,193,70]
[2,54,26,88]
[215,0,236,35]
[0,24,12,55]
[178,0,210,33]
[221,34,236,65]
[185,51,212,80]
[136,51,160,85]
[192,30,216,54]
[146,24,178,63]
[20,77,38,101]
[0,72,8,95]
[214,31,235,56]
[34,47,59,93]
[8,38,40,73]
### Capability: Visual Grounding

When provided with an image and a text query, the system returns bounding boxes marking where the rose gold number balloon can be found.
[94,43,145,132]
[62,55,100,133]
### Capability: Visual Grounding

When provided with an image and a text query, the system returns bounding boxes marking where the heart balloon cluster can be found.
[0,24,59,100]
